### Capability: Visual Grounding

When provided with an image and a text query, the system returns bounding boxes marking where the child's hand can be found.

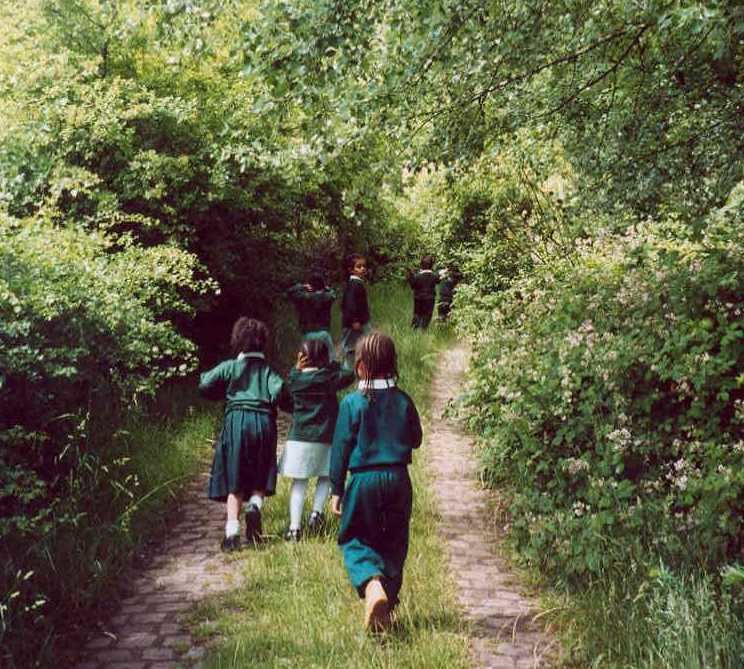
[296,352,309,369]
[330,495,343,517]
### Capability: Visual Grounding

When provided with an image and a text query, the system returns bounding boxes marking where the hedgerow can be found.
[457,184,743,581]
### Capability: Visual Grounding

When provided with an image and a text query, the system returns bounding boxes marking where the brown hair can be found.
[421,254,434,270]
[345,253,366,273]
[355,331,397,394]
[231,317,269,356]
[300,337,330,368]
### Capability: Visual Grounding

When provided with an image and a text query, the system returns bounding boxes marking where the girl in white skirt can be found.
[279,338,355,540]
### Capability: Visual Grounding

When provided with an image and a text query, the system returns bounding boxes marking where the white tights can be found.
[289,477,331,530]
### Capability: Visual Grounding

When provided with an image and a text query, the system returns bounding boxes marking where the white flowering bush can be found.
[458,184,743,581]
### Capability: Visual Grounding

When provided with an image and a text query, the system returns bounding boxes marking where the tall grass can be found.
[20,387,219,667]
[187,282,471,668]
[550,560,744,669]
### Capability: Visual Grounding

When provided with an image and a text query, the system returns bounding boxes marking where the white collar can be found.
[237,352,265,360]
[301,367,319,372]
[349,275,365,282]
[419,269,434,274]
[358,378,396,390]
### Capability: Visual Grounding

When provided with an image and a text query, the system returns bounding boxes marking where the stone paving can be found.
[76,346,556,668]
[427,345,557,669]
[75,413,290,669]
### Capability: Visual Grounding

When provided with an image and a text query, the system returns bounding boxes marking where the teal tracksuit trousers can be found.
[337,466,412,607]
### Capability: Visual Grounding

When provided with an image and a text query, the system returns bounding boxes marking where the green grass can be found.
[549,561,744,669]
[187,282,471,668]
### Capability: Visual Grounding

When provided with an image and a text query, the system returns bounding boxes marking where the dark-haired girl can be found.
[199,317,289,552]
[330,332,422,631]
[279,338,355,541]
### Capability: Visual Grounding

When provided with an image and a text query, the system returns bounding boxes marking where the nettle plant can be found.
[0,211,216,638]
[460,185,743,581]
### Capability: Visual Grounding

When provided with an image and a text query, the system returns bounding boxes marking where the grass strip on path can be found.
[187,282,471,669]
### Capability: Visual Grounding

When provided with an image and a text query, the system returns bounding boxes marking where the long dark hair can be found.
[300,337,330,368]
[231,317,269,356]
[355,332,397,396]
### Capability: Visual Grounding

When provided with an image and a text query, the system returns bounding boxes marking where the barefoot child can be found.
[330,332,423,631]
[199,317,288,551]
[286,271,337,360]
[279,338,355,540]
[340,253,371,368]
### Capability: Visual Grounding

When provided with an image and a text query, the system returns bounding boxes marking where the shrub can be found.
[458,184,743,582]
[0,212,215,663]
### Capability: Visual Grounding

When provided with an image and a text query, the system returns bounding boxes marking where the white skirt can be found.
[279,440,331,478]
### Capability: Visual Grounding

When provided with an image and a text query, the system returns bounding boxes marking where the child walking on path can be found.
[340,253,371,367]
[286,272,337,360]
[437,267,458,322]
[330,332,423,631]
[199,317,289,552]
[406,255,439,329]
[279,337,356,541]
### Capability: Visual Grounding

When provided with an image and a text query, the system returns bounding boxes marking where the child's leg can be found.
[338,470,412,607]
[244,490,265,542]
[312,477,331,514]
[247,492,264,509]
[226,492,243,537]
[289,478,308,530]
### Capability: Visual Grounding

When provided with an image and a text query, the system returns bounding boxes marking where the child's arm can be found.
[198,361,232,401]
[332,362,356,390]
[329,397,357,506]
[269,370,292,413]
[286,283,306,302]
[405,268,415,287]
[408,399,423,449]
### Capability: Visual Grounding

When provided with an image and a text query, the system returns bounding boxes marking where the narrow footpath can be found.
[74,412,287,669]
[76,344,555,669]
[427,344,556,669]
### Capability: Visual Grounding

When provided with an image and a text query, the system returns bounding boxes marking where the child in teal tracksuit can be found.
[199,317,289,552]
[279,337,355,540]
[330,332,422,631]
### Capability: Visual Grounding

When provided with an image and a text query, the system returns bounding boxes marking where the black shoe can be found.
[307,511,325,535]
[220,534,241,552]
[284,528,302,542]
[245,504,262,543]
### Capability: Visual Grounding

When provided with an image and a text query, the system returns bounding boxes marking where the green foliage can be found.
[0,213,214,665]
[458,184,743,581]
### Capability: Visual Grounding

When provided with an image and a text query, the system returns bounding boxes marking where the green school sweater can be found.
[199,353,288,415]
[286,363,355,443]
[340,276,370,328]
[330,382,423,496]
[408,269,439,300]
[287,283,337,333]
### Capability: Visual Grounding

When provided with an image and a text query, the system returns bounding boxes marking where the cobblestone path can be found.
[427,345,557,669]
[75,415,290,669]
[77,345,555,669]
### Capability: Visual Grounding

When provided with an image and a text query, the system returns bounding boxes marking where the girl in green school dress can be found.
[330,332,423,631]
[199,317,288,552]
[279,337,355,541]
